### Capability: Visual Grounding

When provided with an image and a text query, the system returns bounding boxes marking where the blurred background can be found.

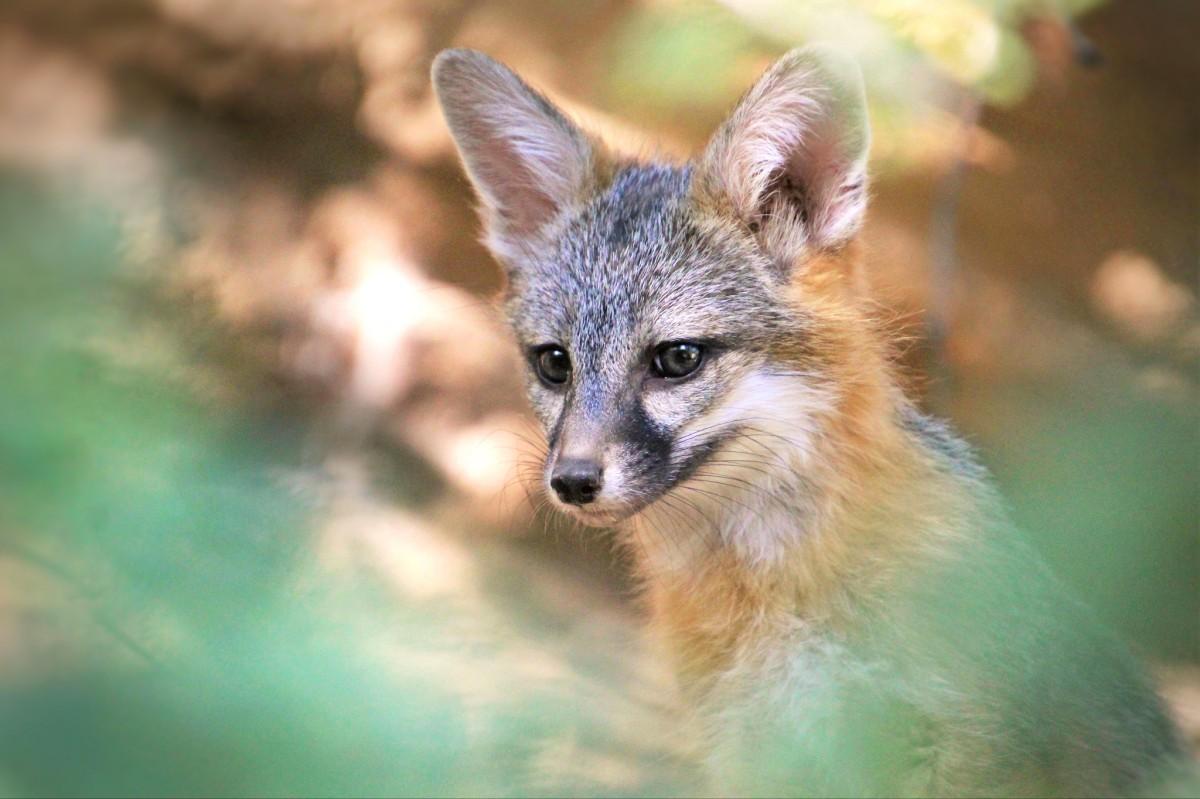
[0,0,1196,795]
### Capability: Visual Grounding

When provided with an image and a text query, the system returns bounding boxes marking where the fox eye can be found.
[534,345,571,385]
[652,341,705,380]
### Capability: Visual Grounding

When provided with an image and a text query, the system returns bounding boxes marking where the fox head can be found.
[433,47,873,529]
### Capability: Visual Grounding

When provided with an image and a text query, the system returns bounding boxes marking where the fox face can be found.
[434,47,870,527]
[505,164,800,524]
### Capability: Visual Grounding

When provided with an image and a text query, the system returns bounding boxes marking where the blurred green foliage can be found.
[979,378,1200,662]
[0,177,402,795]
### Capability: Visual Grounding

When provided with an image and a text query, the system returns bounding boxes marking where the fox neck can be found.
[628,272,980,692]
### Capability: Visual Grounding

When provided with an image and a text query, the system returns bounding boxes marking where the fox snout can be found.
[543,409,640,516]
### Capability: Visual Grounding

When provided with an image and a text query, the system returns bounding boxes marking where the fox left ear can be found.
[694,46,870,268]
[432,49,601,264]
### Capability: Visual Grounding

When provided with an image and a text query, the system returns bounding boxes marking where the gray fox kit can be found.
[432,47,1182,795]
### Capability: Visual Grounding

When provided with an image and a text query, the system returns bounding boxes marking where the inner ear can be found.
[757,167,810,229]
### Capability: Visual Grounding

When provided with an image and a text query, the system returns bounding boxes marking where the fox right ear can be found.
[432,49,599,261]
[694,46,870,271]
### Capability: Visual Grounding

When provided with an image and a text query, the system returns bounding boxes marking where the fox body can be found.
[433,48,1181,795]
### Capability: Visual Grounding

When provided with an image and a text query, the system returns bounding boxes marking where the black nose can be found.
[550,459,603,505]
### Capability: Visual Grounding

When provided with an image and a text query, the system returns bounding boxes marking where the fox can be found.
[431,47,1183,796]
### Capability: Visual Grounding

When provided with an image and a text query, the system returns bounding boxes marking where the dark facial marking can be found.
[618,395,673,487]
